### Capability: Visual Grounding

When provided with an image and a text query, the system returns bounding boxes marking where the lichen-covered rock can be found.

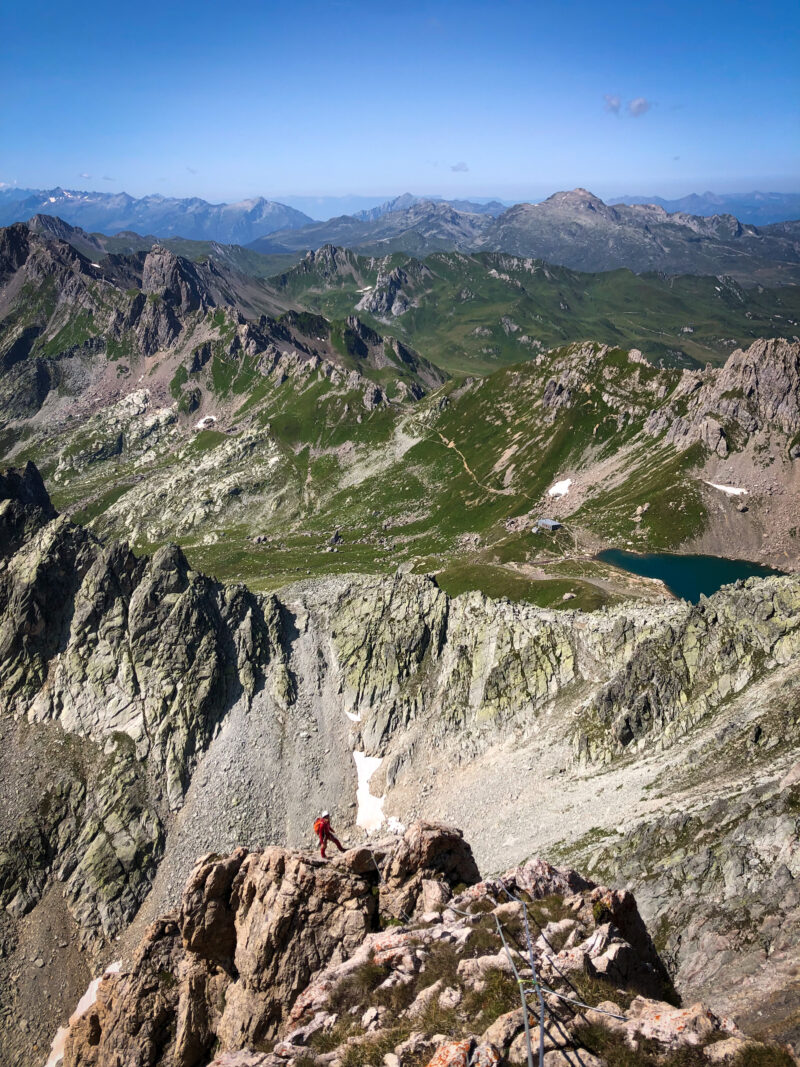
[64,915,185,1067]
[424,1039,473,1067]
[645,338,800,450]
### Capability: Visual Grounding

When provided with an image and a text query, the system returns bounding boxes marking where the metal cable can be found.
[495,884,629,1022]
[532,987,627,1022]
[491,910,538,1067]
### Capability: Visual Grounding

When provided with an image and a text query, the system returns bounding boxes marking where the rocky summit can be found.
[53,822,788,1067]
[1,465,800,1065]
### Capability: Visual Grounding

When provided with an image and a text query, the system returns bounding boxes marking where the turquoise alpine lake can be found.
[596,549,784,603]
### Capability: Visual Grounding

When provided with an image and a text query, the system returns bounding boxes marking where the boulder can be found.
[381,822,480,920]
[63,846,377,1066]
[481,1008,532,1051]
[64,916,185,1067]
[424,1039,473,1067]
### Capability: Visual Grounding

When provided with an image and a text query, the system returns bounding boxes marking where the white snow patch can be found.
[345,710,361,722]
[195,415,217,431]
[357,286,373,293]
[548,478,572,498]
[46,961,121,1067]
[268,456,280,468]
[90,262,101,267]
[704,481,748,496]
[353,750,384,833]
[385,816,406,835]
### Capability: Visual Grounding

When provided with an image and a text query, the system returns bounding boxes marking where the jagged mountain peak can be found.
[141,244,214,312]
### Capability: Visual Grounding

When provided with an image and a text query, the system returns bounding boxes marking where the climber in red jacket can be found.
[314,811,345,858]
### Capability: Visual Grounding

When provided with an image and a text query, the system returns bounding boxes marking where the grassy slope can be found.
[6,332,712,606]
[160,344,709,605]
[272,250,800,375]
[4,239,786,606]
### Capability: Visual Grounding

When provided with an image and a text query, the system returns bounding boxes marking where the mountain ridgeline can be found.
[4,186,800,287]
[249,188,800,287]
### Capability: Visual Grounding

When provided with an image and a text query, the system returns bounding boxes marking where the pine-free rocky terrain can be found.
[1,465,799,1065]
[50,822,797,1067]
[0,204,799,1066]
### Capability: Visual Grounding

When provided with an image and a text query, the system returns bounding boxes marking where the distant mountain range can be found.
[0,187,313,243]
[351,192,507,221]
[5,187,800,286]
[610,190,800,226]
[251,188,800,285]
[249,199,491,258]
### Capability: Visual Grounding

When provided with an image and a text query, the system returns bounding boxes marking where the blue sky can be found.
[2,0,798,202]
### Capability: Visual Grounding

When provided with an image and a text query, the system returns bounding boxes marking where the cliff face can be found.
[645,337,800,453]
[1,466,800,1061]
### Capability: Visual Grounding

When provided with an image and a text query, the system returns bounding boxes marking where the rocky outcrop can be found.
[61,823,476,1066]
[580,574,800,759]
[356,264,423,318]
[0,224,440,433]
[644,337,800,451]
[379,821,481,919]
[57,827,793,1067]
[141,246,215,315]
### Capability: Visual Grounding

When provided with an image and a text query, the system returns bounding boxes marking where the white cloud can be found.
[628,97,652,117]
[79,172,91,179]
[450,161,469,172]
[604,93,621,114]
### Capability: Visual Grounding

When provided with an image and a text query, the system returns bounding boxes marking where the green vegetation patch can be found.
[434,562,613,611]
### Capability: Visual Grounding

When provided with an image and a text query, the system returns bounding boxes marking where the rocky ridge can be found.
[55,823,793,1067]
[0,224,440,426]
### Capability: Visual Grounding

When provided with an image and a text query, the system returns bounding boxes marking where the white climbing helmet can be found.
[321,810,330,818]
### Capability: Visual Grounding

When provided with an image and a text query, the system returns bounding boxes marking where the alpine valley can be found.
[1,192,800,1067]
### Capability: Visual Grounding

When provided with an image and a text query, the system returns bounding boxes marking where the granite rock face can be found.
[644,337,800,451]
[59,829,787,1067]
[0,465,283,964]
[63,822,477,1066]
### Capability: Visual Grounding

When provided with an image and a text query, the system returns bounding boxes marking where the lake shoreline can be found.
[595,547,785,603]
